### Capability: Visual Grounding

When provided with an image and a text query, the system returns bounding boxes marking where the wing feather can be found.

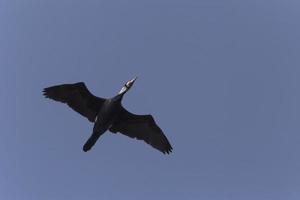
[110,107,173,154]
[43,82,105,122]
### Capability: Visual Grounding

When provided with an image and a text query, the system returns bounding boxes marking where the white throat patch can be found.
[119,86,128,94]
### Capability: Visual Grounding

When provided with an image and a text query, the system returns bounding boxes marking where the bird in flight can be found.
[43,77,172,154]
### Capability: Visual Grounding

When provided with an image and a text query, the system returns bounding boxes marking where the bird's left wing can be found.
[43,82,105,122]
[109,107,173,154]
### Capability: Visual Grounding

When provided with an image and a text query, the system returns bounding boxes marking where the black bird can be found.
[43,77,172,154]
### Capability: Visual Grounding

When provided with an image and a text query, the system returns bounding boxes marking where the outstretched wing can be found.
[43,82,105,122]
[110,107,173,154]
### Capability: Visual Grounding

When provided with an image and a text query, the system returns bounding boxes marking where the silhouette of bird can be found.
[43,77,172,154]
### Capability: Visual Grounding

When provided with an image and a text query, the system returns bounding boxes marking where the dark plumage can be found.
[43,78,173,154]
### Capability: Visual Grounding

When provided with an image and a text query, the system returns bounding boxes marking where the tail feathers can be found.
[83,133,101,152]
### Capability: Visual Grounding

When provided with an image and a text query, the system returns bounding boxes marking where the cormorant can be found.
[43,77,172,154]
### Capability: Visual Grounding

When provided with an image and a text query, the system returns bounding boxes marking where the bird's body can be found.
[84,95,123,152]
[97,96,123,130]
[43,78,173,154]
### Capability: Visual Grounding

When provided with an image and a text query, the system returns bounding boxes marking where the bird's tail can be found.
[83,132,102,152]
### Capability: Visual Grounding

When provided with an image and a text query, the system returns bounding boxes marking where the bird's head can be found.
[119,77,138,94]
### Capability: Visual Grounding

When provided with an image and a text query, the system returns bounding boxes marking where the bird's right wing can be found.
[43,82,105,122]
[110,107,173,154]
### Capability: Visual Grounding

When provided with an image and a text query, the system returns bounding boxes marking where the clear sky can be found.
[1,0,300,199]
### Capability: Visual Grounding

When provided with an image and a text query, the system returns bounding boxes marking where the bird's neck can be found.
[118,86,129,95]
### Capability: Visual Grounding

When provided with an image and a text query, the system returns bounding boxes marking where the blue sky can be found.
[1,1,300,199]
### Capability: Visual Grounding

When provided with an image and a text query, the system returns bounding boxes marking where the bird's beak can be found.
[129,76,138,85]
